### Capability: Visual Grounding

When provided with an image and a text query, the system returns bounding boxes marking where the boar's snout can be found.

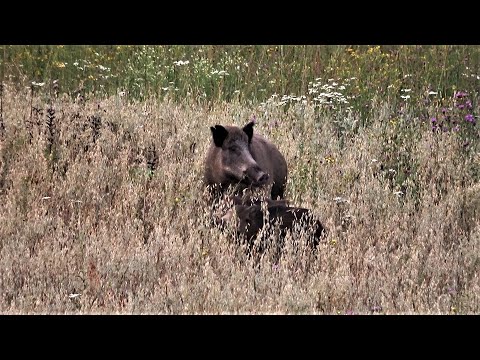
[244,166,269,187]
[256,172,269,185]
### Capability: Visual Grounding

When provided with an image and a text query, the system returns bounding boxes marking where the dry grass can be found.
[0,84,479,314]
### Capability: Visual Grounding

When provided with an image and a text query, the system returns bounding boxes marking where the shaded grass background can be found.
[0,45,479,314]
[2,45,480,107]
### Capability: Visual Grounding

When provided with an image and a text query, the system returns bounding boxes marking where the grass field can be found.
[0,45,479,314]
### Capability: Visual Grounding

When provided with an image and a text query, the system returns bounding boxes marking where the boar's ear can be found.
[210,125,228,147]
[242,121,254,143]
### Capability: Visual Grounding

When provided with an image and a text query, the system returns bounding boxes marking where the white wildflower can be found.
[333,196,349,204]
[173,60,189,66]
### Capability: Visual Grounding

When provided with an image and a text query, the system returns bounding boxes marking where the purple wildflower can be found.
[465,114,475,123]
[453,125,460,132]
[431,117,437,123]
[457,104,465,110]
[441,108,448,114]
[455,91,467,99]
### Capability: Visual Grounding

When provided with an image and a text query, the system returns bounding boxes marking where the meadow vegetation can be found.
[0,45,479,314]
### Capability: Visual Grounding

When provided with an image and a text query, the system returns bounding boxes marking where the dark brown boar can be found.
[204,121,288,201]
[220,204,326,252]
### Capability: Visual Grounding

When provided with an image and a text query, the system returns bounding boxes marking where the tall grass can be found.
[0,45,479,313]
[0,84,478,314]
